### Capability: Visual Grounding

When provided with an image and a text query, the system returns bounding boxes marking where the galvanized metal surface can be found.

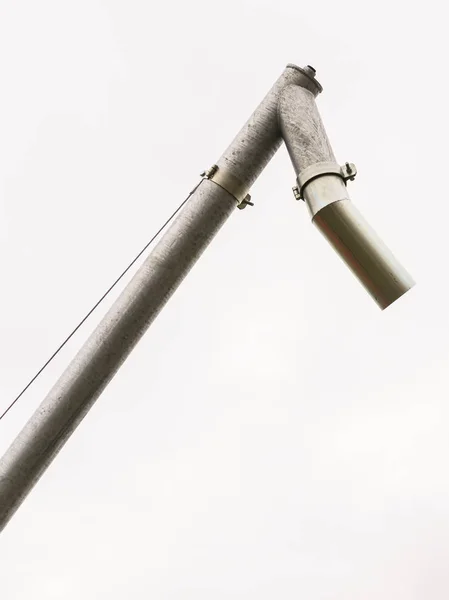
[278,84,335,174]
[296,161,357,201]
[201,164,251,204]
[302,173,350,218]
[0,179,237,530]
[278,81,415,308]
[313,200,415,309]
[216,65,322,189]
[0,64,317,532]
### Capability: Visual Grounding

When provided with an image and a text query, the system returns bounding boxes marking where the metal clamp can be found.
[293,161,357,201]
[201,165,254,210]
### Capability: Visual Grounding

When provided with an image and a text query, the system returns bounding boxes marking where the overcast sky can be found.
[0,1,448,598]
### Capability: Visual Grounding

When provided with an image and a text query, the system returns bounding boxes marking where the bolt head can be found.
[304,65,317,77]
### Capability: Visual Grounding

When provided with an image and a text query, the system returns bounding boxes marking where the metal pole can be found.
[278,84,415,309]
[0,64,321,531]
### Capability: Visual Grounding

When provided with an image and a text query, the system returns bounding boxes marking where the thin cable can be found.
[0,181,202,422]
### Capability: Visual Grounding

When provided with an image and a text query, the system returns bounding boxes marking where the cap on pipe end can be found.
[312,199,415,310]
[286,64,323,96]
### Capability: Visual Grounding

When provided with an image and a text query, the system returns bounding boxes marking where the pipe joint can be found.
[201,164,254,209]
[293,160,357,201]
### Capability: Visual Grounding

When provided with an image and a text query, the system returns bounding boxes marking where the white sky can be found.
[0,0,448,598]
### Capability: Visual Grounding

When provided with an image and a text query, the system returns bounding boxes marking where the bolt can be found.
[292,186,302,201]
[304,65,317,77]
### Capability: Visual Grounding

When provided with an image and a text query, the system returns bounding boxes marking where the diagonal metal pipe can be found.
[0,64,320,532]
[278,84,415,309]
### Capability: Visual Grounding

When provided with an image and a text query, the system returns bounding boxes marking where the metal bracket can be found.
[236,194,254,209]
[292,186,302,201]
[293,161,357,201]
[201,165,254,209]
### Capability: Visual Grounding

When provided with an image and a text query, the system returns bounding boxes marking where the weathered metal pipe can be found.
[0,65,319,532]
[0,63,415,535]
[278,84,415,309]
